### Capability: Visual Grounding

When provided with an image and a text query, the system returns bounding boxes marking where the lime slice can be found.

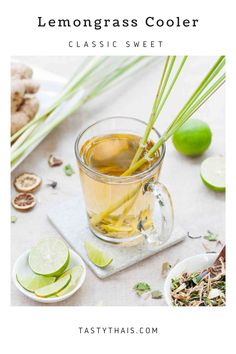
[16,273,56,293]
[28,238,70,277]
[35,274,71,297]
[85,241,113,268]
[172,119,212,156]
[200,156,225,192]
[57,265,84,296]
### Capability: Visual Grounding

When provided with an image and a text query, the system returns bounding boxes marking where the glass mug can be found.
[75,117,174,246]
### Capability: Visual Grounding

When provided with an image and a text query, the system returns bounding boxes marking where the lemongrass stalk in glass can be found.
[131,56,188,166]
[90,57,225,226]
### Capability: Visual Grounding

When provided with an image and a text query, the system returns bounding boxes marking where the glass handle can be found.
[138,181,174,246]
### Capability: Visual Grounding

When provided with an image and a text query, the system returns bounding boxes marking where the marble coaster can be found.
[47,197,186,278]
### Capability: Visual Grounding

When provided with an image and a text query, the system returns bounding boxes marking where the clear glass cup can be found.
[75,116,174,246]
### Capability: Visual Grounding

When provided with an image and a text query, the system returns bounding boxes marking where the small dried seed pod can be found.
[12,193,36,211]
[14,173,42,193]
[48,155,63,167]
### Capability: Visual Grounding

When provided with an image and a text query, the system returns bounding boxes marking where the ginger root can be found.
[11,98,39,136]
[11,63,33,80]
[11,63,40,136]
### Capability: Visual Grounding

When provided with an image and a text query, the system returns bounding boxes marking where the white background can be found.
[1,0,235,352]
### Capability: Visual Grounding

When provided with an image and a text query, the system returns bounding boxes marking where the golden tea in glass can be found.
[75,117,173,245]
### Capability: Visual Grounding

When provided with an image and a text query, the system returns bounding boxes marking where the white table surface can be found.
[11,56,225,306]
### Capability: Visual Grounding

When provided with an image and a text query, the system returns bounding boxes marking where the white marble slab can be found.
[47,197,186,278]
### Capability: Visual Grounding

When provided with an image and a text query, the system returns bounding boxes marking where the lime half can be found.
[85,241,113,268]
[200,156,225,192]
[28,238,70,277]
[35,274,71,298]
[16,273,56,293]
[57,265,84,296]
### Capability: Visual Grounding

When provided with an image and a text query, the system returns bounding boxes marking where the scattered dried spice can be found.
[48,155,63,167]
[133,282,162,300]
[171,257,225,306]
[204,230,218,241]
[161,262,172,278]
[187,232,202,239]
[133,282,151,296]
[11,216,17,223]
[64,164,75,176]
[151,290,163,299]
[47,180,58,189]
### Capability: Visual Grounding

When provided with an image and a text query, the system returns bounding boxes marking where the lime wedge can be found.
[16,273,56,293]
[35,274,71,297]
[85,241,113,268]
[200,156,225,192]
[57,265,84,296]
[28,238,70,277]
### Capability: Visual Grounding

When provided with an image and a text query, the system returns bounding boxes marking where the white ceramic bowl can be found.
[12,248,86,304]
[164,253,217,306]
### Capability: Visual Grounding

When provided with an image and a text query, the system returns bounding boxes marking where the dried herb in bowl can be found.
[171,257,225,306]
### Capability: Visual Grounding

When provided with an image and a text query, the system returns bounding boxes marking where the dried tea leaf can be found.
[11,216,17,223]
[64,164,75,176]
[161,262,171,278]
[204,230,218,241]
[151,290,162,299]
[133,282,151,296]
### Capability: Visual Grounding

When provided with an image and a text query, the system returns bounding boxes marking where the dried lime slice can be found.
[28,238,70,277]
[12,193,36,211]
[35,274,71,298]
[200,156,225,192]
[14,173,42,193]
[85,241,113,268]
[16,273,56,293]
[57,265,84,296]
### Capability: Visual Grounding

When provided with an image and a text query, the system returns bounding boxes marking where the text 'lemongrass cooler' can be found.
[75,117,174,246]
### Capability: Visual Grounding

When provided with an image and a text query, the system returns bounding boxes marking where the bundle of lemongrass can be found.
[90,55,225,226]
[123,55,225,176]
[11,56,156,170]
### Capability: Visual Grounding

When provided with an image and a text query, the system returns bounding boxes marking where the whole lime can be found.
[172,119,212,156]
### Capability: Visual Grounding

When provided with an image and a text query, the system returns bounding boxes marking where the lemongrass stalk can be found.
[130,56,171,166]
[166,56,225,135]
[81,56,147,102]
[166,74,225,139]
[150,56,171,115]
[131,56,188,166]
[90,185,142,225]
[153,56,188,121]
[114,184,140,227]
[147,56,176,124]
[122,74,225,176]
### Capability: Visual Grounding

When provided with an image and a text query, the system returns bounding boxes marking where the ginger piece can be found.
[11,97,39,135]
[11,62,40,136]
[11,79,39,113]
[11,63,33,80]
[11,80,25,113]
